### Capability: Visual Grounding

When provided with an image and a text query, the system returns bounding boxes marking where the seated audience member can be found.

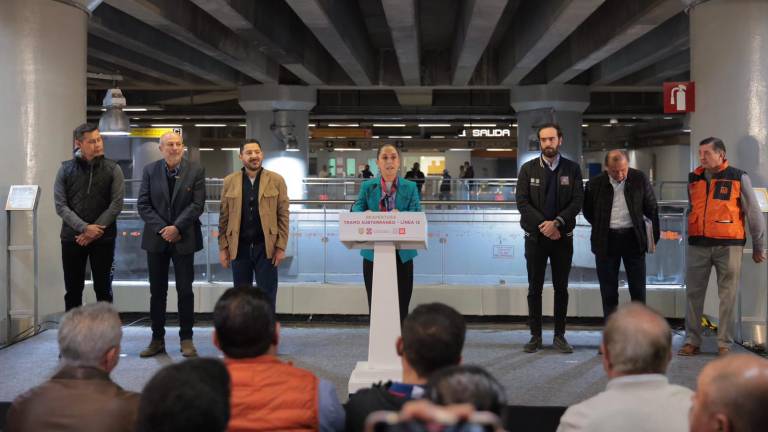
[136,358,230,432]
[345,303,466,432]
[557,303,692,432]
[213,287,345,432]
[427,365,507,418]
[689,353,768,432]
[6,303,138,432]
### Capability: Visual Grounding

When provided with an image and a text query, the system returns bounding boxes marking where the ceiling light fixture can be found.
[98,88,131,136]
[327,123,359,127]
[372,123,406,127]
[417,123,451,127]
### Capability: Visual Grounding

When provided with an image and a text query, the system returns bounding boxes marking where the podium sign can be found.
[340,212,427,249]
[339,211,428,394]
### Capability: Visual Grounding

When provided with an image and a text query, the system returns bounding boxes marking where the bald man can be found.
[557,303,692,432]
[689,353,768,432]
[137,132,205,358]
[583,150,659,323]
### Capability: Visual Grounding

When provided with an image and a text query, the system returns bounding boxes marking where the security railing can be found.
[112,199,687,288]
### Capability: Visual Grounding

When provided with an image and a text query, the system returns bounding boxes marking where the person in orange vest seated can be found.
[213,287,345,431]
[679,137,766,357]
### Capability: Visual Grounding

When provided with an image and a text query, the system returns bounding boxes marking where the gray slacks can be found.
[685,245,743,348]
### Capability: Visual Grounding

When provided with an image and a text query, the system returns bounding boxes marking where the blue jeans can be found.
[231,240,278,314]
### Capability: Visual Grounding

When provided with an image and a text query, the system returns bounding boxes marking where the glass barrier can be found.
[124,178,687,202]
[113,200,687,288]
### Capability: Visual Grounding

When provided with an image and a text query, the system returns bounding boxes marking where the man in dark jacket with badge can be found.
[583,150,659,322]
[54,123,124,311]
[515,123,583,354]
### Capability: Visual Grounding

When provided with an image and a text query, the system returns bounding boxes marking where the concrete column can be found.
[690,0,768,187]
[130,139,163,195]
[689,0,768,344]
[239,85,316,199]
[0,0,89,331]
[511,85,590,173]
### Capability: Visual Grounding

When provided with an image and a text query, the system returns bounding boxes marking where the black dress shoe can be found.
[523,335,543,353]
[553,335,574,354]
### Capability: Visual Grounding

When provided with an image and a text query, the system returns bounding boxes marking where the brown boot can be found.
[140,339,166,358]
[180,339,198,358]
[677,343,700,356]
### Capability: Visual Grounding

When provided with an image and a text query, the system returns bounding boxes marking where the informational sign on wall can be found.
[129,127,183,138]
[663,82,695,113]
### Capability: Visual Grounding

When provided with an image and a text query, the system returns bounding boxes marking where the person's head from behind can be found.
[427,365,507,417]
[412,162,420,170]
[73,123,104,161]
[698,137,727,171]
[136,358,230,432]
[213,287,278,358]
[689,354,768,432]
[58,302,122,373]
[398,303,466,381]
[605,149,629,182]
[601,303,671,378]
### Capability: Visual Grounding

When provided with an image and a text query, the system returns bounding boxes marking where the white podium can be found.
[339,211,428,394]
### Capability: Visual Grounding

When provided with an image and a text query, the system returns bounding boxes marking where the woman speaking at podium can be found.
[352,143,422,323]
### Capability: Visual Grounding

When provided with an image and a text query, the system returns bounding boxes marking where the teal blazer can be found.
[351,176,422,262]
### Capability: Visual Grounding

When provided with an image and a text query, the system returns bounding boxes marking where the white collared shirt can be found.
[541,153,560,171]
[609,176,633,229]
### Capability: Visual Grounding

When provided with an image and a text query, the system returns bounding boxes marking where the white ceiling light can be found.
[430,136,446,139]
[98,88,131,136]
[463,123,496,127]
[334,148,362,152]
[388,135,412,139]
[220,148,240,151]
[327,123,359,127]
[239,124,247,127]
[512,123,518,128]
[194,124,227,127]
[582,124,589,127]
[308,123,316,127]
[448,148,473,151]
[372,123,406,127]
[199,148,214,151]
[487,148,513,152]
[151,123,182,127]
[417,123,451,127]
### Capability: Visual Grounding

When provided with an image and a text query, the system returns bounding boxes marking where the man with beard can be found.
[515,123,584,353]
[218,139,289,314]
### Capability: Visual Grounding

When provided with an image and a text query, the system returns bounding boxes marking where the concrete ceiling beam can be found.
[90,4,242,86]
[539,0,684,84]
[104,0,279,83]
[189,0,346,85]
[285,0,377,86]
[381,0,421,86]
[589,12,689,85]
[88,35,195,87]
[498,0,604,86]
[451,0,508,86]
[619,50,690,85]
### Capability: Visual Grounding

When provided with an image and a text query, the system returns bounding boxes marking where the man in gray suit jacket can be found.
[137,132,205,358]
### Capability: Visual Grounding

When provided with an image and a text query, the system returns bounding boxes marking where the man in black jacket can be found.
[344,303,466,432]
[54,123,124,311]
[515,123,583,353]
[583,150,660,323]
